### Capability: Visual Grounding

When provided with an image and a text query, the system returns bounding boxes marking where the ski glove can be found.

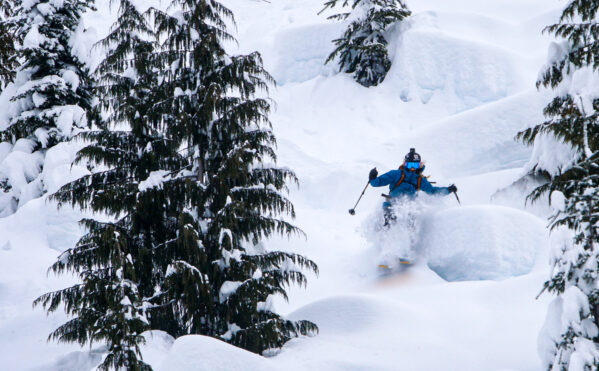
[448,184,457,193]
[369,168,378,181]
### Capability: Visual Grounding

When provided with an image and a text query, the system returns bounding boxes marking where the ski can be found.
[377,259,412,275]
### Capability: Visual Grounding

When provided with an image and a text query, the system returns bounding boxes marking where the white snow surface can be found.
[0,0,568,370]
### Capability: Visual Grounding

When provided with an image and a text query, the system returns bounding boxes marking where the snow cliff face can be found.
[0,0,565,370]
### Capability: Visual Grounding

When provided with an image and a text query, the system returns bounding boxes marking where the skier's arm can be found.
[370,170,397,187]
[419,177,450,195]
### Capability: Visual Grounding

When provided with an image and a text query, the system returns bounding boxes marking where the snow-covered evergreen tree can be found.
[34,1,180,369]
[0,0,94,215]
[538,98,599,370]
[0,0,18,91]
[37,0,318,363]
[36,220,154,371]
[517,1,599,369]
[320,0,411,87]
[538,0,599,89]
[517,0,599,178]
[149,0,319,353]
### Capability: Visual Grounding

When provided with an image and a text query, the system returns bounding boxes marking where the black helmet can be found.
[404,148,421,162]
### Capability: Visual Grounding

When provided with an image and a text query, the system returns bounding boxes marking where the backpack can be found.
[391,166,423,192]
[381,167,423,200]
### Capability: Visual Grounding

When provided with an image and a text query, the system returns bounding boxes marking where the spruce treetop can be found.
[321,0,411,86]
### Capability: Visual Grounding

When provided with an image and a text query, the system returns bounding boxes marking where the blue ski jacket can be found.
[370,166,450,200]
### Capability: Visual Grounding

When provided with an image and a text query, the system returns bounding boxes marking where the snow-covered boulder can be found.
[421,205,548,281]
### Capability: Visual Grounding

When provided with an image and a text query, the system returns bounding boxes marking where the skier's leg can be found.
[383,201,396,227]
[407,212,416,231]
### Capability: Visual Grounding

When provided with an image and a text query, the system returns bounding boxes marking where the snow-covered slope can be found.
[0,0,565,370]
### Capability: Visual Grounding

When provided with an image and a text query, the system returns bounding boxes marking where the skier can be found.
[369,148,457,226]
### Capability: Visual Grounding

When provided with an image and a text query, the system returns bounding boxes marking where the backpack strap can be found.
[416,175,423,190]
[390,170,406,193]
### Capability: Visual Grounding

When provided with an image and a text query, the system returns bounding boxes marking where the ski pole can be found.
[453,191,461,205]
[349,181,370,215]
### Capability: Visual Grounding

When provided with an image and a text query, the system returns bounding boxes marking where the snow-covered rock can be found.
[422,205,548,281]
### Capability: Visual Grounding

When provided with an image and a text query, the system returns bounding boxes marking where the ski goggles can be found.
[405,161,420,169]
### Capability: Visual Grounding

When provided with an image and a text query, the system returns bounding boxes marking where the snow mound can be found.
[287,295,383,333]
[390,24,524,111]
[380,89,551,178]
[156,335,275,371]
[421,205,548,281]
[272,23,339,84]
